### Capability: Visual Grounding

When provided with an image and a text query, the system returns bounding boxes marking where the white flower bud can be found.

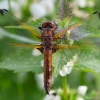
[77,86,88,96]
[32,48,41,56]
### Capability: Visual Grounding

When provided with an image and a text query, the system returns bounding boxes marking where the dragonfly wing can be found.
[55,11,100,40]
[69,26,94,41]
[55,42,100,49]
[53,42,100,76]
[6,42,42,48]
[0,9,41,39]
[69,12,100,41]
[0,42,43,73]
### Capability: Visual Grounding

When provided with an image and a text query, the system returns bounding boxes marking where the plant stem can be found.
[17,74,24,100]
[80,71,85,85]
[62,76,67,100]
[8,0,11,11]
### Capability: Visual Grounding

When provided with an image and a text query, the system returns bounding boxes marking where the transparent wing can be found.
[53,42,100,76]
[0,41,43,73]
[55,11,100,40]
[0,9,41,39]
[6,42,42,48]
[55,43,100,49]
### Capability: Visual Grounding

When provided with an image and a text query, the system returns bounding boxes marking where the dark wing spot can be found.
[98,12,100,19]
[93,11,100,19]
[93,11,98,14]
[0,9,8,16]
[0,9,4,16]
[37,47,44,53]
[52,92,57,96]
[4,9,8,12]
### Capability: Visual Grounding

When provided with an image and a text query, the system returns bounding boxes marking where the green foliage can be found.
[0,39,43,73]
[0,70,44,100]
[1,10,100,76]
[57,87,78,100]
[0,0,100,99]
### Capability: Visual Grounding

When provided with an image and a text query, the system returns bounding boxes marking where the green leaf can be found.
[0,28,43,73]
[1,28,100,75]
[53,43,100,76]
[0,42,43,73]
[75,47,100,73]
[53,48,78,76]
[27,18,46,27]
[5,18,46,30]
[0,28,39,43]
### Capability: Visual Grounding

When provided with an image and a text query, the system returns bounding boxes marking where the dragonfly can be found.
[0,8,100,94]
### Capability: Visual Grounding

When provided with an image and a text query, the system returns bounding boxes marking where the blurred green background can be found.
[0,0,100,100]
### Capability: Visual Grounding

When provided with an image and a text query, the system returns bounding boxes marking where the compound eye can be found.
[44,24,52,28]
[42,22,55,28]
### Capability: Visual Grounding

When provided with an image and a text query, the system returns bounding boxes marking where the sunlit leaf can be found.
[53,43,100,76]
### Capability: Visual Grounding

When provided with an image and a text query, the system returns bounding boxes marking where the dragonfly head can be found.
[38,21,57,31]
[43,21,54,28]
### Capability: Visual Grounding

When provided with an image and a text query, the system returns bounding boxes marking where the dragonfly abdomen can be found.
[44,48,52,94]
